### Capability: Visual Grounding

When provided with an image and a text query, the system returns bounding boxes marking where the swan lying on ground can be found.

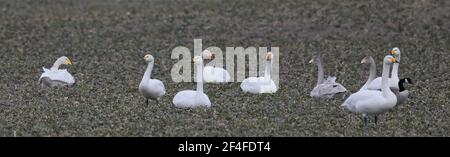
[139,54,166,104]
[201,50,231,83]
[342,55,399,125]
[368,47,401,91]
[39,56,75,87]
[173,56,211,108]
[240,51,277,94]
[309,53,347,98]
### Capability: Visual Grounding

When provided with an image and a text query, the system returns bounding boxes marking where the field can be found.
[0,0,449,136]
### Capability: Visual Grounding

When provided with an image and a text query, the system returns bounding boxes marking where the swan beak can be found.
[192,58,196,64]
[66,59,73,65]
[361,59,366,64]
[309,59,314,64]
[391,58,398,63]
[391,49,397,55]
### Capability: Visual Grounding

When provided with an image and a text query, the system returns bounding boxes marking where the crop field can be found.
[0,0,449,136]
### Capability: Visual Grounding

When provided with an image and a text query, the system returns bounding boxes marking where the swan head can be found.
[390,47,401,61]
[384,55,398,64]
[361,56,374,64]
[202,50,214,60]
[193,56,203,64]
[56,56,73,65]
[143,54,154,63]
[309,54,321,64]
[266,52,273,61]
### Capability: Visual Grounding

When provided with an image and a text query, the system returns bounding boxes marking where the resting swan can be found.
[359,56,376,91]
[172,56,211,108]
[367,47,401,91]
[139,54,166,104]
[240,52,277,94]
[202,50,231,83]
[342,55,399,125]
[309,53,347,98]
[39,56,75,87]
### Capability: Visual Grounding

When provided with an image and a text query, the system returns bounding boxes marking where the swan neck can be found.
[264,60,272,79]
[196,62,203,93]
[391,63,399,79]
[381,61,391,96]
[51,60,62,70]
[316,59,324,86]
[142,62,153,81]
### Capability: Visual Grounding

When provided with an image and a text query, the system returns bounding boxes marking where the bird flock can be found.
[39,47,413,125]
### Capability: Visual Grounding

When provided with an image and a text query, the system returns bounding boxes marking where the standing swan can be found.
[341,55,399,125]
[202,50,231,83]
[240,51,277,94]
[368,47,401,91]
[359,56,376,91]
[309,53,347,98]
[139,54,166,105]
[39,56,75,87]
[173,56,211,108]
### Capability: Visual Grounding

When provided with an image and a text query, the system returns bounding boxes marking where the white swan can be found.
[39,56,75,87]
[342,55,399,125]
[397,78,413,105]
[201,50,231,83]
[367,47,401,91]
[173,56,211,108]
[309,53,347,98]
[240,52,277,94]
[139,54,166,104]
[359,56,376,91]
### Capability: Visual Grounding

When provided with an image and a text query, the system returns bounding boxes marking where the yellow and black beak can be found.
[391,58,398,63]
[391,49,397,55]
[66,59,73,65]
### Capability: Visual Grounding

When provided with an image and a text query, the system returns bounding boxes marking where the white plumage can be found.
[201,50,231,83]
[342,55,399,123]
[139,54,166,103]
[240,52,277,94]
[367,47,401,91]
[39,56,75,87]
[173,56,211,108]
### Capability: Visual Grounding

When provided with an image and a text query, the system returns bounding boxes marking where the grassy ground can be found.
[0,0,448,136]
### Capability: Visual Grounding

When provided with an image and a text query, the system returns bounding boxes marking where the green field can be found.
[0,0,448,136]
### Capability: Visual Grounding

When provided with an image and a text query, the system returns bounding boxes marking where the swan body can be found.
[201,50,231,83]
[173,56,211,108]
[240,52,278,94]
[367,47,401,91]
[342,55,398,119]
[39,56,75,87]
[309,53,347,98]
[139,54,166,103]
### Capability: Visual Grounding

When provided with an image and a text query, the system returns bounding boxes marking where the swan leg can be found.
[374,115,378,125]
[146,99,149,105]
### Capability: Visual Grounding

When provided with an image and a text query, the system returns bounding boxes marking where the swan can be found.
[139,54,166,104]
[240,52,277,94]
[172,56,211,108]
[341,55,399,125]
[367,47,401,91]
[359,56,376,91]
[309,53,347,99]
[396,78,413,105]
[201,50,231,83]
[39,56,75,87]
